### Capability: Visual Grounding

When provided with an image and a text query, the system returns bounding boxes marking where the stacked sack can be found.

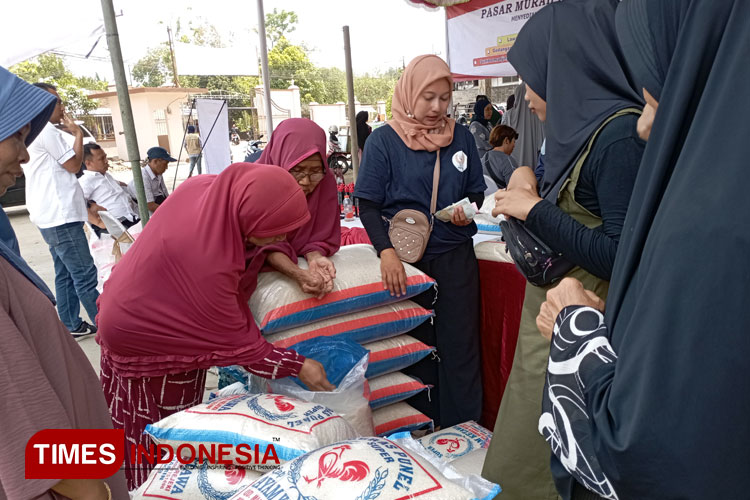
[243,244,438,436]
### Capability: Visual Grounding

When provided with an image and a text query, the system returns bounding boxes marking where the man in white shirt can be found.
[79,143,139,237]
[127,146,173,214]
[25,82,100,337]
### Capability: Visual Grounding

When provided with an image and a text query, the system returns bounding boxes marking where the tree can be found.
[311,67,346,104]
[131,45,173,87]
[10,53,107,116]
[267,36,319,103]
[354,73,397,104]
[264,9,298,49]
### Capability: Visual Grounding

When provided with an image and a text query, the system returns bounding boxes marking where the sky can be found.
[9,0,447,82]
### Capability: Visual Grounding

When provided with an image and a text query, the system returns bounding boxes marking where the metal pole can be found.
[343,25,359,182]
[100,0,149,224]
[256,0,274,140]
[167,26,180,87]
[445,7,454,117]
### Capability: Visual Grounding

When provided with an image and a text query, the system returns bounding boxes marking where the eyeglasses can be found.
[289,169,325,182]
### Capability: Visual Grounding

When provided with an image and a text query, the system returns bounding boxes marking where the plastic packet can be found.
[435,197,478,222]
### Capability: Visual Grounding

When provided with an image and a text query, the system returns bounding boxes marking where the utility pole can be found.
[167,26,180,87]
[343,26,359,182]
[100,0,149,224]
[257,0,274,140]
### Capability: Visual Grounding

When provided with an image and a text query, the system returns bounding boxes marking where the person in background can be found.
[127,146,173,214]
[78,143,139,236]
[0,65,128,500]
[505,93,516,114]
[482,124,519,189]
[534,1,750,498]
[25,82,100,337]
[327,124,341,156]
[97,164,334,489]
[185,124,202,177]
[356,110,371,160]
[257,118,340,299]
[482,1,646,497]
[469,98,493,158]
[355,55,486,428]
[502,82,546,168]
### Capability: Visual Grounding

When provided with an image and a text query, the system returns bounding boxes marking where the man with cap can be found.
[127,146,173,214]
[24,82,101,338]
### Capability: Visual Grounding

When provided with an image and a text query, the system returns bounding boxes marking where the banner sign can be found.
[446,0,561,79]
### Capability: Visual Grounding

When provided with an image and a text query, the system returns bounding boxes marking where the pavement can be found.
[7,140,248,398]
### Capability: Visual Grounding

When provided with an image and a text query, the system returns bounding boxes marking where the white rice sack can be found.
[250,244,436,334]
[226,437,491,500]
[372,402,433,436]
[450,449,489,477]
[265,301,433,349]
[473,239,513,264]
[133,458,263,499]
[145,394,358,466]
[418,421,493,461]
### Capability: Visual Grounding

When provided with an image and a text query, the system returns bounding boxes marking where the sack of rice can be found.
[265,301,434,349]
[368,372,428,410]
[225,436,499,500]
[133,458,263,499]
[268,340,375,436]
[363,334,435,378]
[145,394,358,466]
[417,421,493,462]
[450,448,489,477]
[372,402,433,436]
[250,244,436,334]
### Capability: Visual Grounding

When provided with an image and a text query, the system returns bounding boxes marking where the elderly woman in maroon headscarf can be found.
[257,118,341,298]
[96,163,334,489]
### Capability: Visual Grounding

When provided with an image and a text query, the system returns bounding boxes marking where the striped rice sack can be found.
[363,334,435,378]
[249,244,436,334]
[368,372,428,410]
[264,301,433,348]
[372,402,433,436]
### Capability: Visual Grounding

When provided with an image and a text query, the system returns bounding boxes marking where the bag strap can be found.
[430,149,440,215]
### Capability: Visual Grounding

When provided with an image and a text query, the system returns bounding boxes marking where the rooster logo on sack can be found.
[436,437,464,453]
[303,445,370,488]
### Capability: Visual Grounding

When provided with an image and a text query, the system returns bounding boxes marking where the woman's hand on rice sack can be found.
[451,205,472,226]
[536,277,606,340]
[295,268,329,299]
[380,248,407,297]
[298,358,336,391]
[307,251,337,281]
[492,184,542,220]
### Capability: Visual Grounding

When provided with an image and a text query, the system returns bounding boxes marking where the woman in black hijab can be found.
[482,1,646,498]
[469,98,493,157]
[535,1,750,498]
[355,110,371,155]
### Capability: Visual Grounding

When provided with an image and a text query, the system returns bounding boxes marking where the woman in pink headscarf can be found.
[257,118,341,298]
[96,163,334,489]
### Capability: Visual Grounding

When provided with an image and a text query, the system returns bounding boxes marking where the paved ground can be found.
[7,140,248,397]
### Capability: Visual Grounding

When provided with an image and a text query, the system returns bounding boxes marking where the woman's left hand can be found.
[492,186,542,220]
[536,278,606,340]
[451,206,472,226]
[308,254,337,281]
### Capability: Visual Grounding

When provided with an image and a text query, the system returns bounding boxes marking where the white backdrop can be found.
[195,99,231,175]
[446,0,560,78]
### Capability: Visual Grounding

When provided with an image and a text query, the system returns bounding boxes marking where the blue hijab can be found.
[471,99,491,127]
[0,66,57,303]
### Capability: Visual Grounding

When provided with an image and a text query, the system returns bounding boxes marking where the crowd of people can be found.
[0,0,747,497]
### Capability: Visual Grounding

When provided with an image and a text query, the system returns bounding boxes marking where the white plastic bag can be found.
[267,355,375,436]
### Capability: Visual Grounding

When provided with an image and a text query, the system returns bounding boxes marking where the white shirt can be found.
[79,170,139,222]
[127,166,168,206]
[24,122,88,229]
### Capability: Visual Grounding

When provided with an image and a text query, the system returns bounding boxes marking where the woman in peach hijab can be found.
[355,55,486,428]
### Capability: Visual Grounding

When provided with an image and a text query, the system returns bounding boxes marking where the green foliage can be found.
[264,9,299,49]
[131,45,173,87]
[10,53,106,116]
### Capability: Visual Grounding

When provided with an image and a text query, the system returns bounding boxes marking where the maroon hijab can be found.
[96,164,310,377]
[258,118,341,259]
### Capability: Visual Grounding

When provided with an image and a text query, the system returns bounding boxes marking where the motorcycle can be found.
[327,136,351,184]
[244,135,266,163]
